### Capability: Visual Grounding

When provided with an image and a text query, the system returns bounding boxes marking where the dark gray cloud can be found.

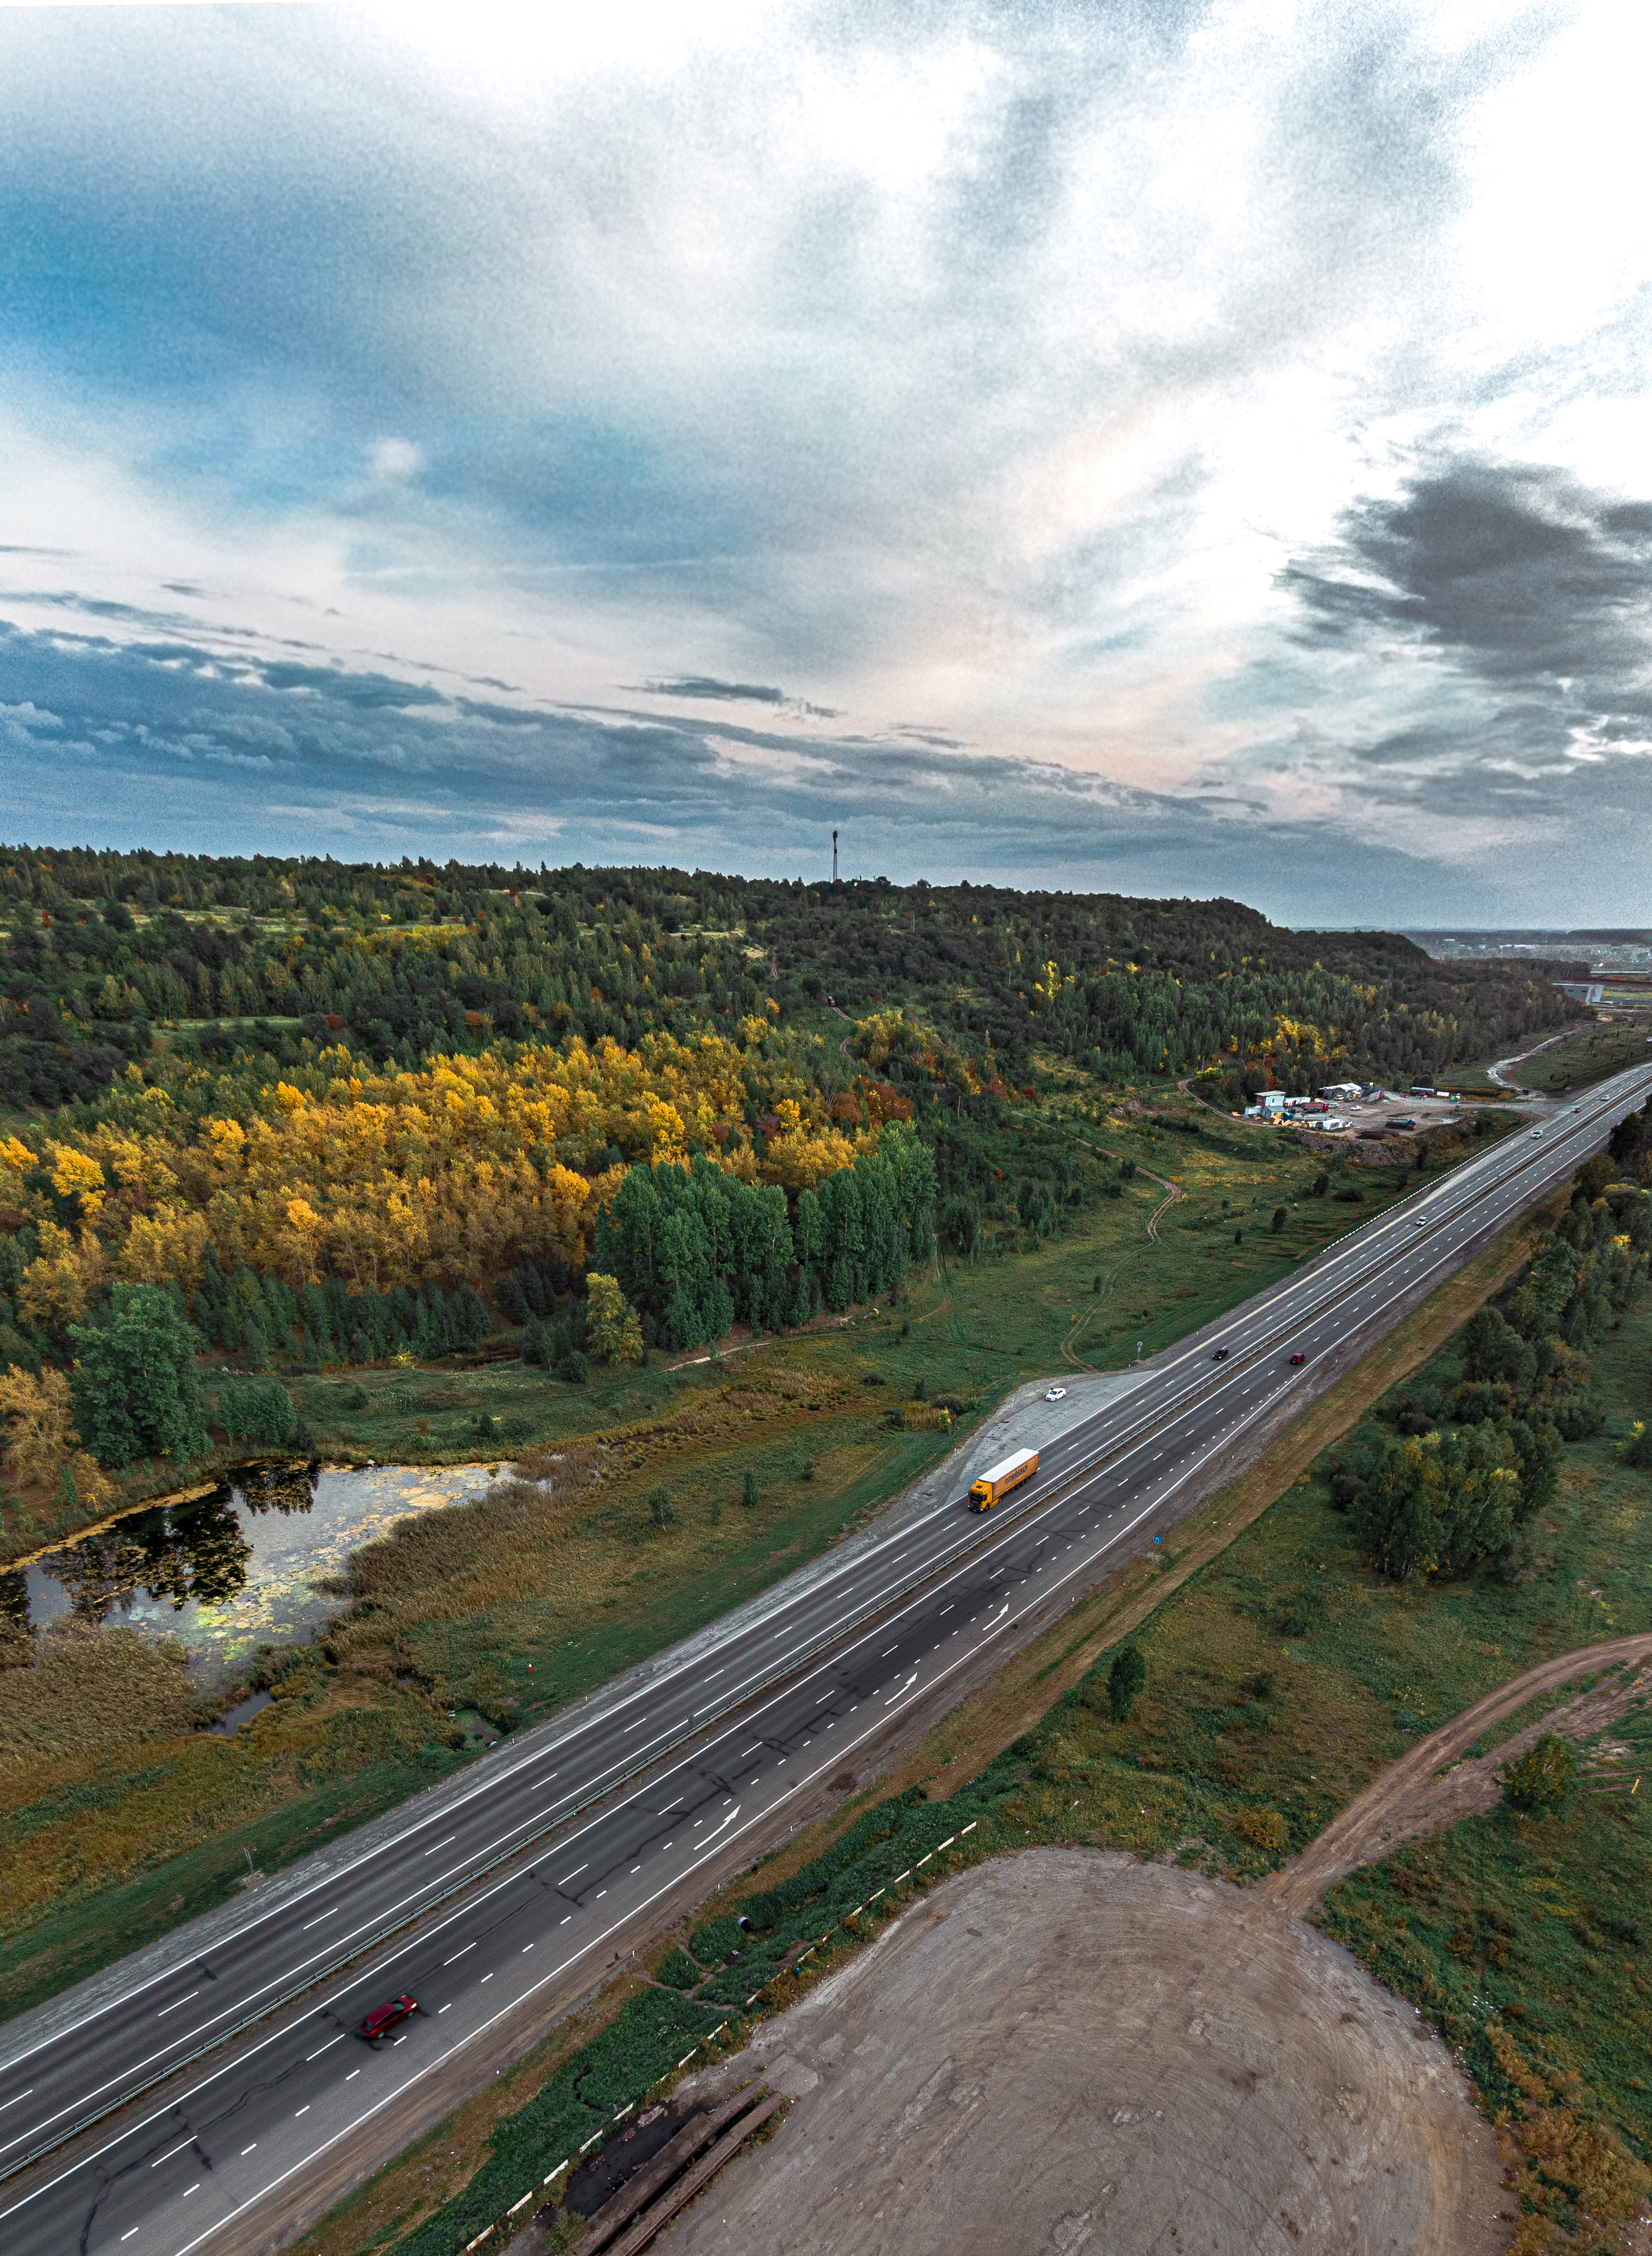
[1282,458,1652,744]
[1,608,1475,922]
[642,677,789,705]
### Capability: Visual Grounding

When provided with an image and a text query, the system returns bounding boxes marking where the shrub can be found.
[646,1484,674,1528]
[654,1945,703,1991]
[1108,1645,1145,1721]
[741,1470,759,1510]
[1232,1807,1289,1854]
[1503,1733,1575,1813]
[1271,1207,1286,1233]
[219,1378,298,1449]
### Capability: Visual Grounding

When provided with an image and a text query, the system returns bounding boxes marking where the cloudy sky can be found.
[2,0,1650,923]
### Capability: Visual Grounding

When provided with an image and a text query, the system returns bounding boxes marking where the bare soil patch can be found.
[651,1848,1508,2256]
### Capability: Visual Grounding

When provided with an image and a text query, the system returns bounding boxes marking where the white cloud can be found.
[369,436,424,486]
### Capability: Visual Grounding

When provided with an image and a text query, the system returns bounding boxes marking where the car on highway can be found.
[1288,1352,1306,1366]
[1212,1346,1229,1361]
[1531,1128,1543,1138]
[358,1995,418,2041]
[1045,1386,1066,1402]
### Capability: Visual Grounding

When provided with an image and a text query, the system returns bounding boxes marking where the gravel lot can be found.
[656,1848,1508,2256]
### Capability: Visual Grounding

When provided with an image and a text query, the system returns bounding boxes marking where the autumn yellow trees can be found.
[0,1028,875,1302]
[0,1366,111,1515]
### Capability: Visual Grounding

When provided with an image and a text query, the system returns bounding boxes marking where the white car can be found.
[1531,1128,1542,1138]
[1045,1386,1067,1402]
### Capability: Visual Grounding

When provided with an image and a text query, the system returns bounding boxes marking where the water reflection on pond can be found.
[1,1462,500,1685]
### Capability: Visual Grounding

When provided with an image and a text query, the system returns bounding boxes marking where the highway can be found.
[2,1062,1649,2256]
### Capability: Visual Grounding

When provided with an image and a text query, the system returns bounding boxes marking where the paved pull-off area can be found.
[653,1849,1506,2256]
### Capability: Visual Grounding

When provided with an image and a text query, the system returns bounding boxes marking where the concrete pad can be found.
[657,1849,1507,2256]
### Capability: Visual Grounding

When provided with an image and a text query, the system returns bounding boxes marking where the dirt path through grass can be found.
[1261,1634,1652,1918]
[1487,1032,1566,1093]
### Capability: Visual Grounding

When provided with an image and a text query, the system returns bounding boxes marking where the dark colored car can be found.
[358,1995,418,2041]
[1212,1346,1229,1361]
[1289,1352,1306,1366]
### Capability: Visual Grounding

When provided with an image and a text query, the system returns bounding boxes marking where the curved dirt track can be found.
[1262,1632,1652,1917]
[653,1849,1507,2256]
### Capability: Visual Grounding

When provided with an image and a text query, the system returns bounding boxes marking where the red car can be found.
[1289,1352,1306,1366]
[358,1995,418,2041]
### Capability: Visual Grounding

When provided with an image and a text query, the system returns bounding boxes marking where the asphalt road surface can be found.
[3,1064,1649,2256]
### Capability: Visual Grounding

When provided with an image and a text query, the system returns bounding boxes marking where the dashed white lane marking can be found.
[150,2140,193,2169]
[423,1836,457,1857]
[154,1994,198,2018]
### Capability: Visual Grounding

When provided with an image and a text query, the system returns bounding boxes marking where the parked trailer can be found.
[969,1447,1039,1511]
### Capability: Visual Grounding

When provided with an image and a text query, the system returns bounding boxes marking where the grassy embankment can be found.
[1505,1016,1652,1096]
[1444,1014,1652,1099]
[292,1191,1652,2256]
[0,1100,1430,2018]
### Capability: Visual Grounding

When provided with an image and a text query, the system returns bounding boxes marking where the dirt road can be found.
[1261,1633,1652,1917]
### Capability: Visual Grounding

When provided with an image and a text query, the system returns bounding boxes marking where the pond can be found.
[0,1461,503,1687]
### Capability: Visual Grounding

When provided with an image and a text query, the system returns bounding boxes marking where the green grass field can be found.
[1443,1013,1652,1098]
[1502,1015,1652,1096]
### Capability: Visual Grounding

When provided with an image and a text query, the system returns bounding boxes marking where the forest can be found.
[0,840,1589,1512]
[0,844,1583,1111]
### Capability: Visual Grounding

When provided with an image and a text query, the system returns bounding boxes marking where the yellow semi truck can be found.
[969,1447,1039,1511]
